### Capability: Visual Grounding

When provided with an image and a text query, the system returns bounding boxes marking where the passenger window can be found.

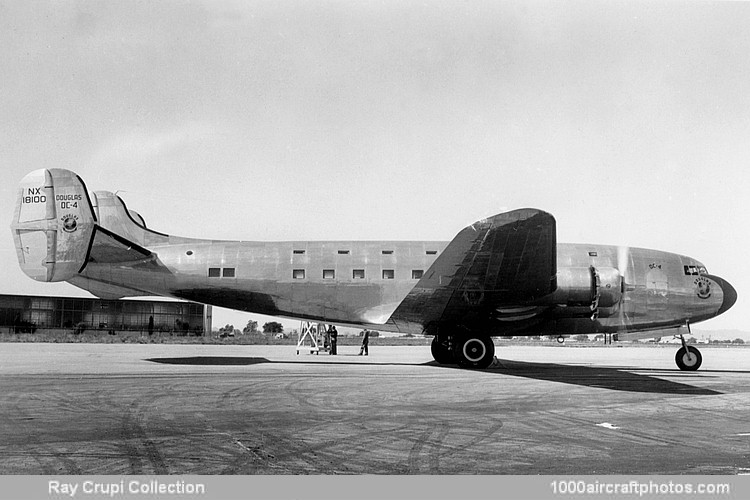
[353,269,365,279]
[208,268,221,278]
[222,268,236,278]
[382,269,394,280]
[293,269,305,279]
[412,270,424,279]
[323,269,335,279]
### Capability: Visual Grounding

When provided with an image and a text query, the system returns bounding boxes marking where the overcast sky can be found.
[2,0,749,332]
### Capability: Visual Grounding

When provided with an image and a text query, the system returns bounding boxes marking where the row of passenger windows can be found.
[208,268,234,278]
[294,269,424,280]
[207,267,425,280]
[292,249,438,256]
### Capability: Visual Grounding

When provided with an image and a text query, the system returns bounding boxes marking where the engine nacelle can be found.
[594,266,623,308]
[552,266,622,316]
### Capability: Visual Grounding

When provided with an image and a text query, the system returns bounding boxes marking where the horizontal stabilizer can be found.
[87,226,152,264]
[68,275,158,300]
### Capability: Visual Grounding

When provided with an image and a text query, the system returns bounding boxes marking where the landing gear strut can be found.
[675,323,702,371]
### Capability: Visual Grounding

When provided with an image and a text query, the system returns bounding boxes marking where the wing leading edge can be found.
[387,208,557,334]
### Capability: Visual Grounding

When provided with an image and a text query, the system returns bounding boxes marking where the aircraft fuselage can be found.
[75,236,734,336]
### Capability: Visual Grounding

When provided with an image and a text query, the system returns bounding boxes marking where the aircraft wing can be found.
[388,208,556,333]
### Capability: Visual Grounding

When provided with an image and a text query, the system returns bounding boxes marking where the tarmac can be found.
[0,342,748,475]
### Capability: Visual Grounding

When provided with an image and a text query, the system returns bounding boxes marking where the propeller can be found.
[614,245,632,334]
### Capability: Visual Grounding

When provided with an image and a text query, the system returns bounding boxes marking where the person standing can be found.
[323,327,331,353]
[329,325,338,355]
[359,329,369,356]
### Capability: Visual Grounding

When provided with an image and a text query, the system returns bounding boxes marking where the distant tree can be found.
[732,338,745,344]
[218,324,234,338]
[574,334,589,342]
[263,321,284,334]
[686,337,697,344]
[243,320,259,335]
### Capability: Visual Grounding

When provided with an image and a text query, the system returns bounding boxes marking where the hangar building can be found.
[0,294,211,336]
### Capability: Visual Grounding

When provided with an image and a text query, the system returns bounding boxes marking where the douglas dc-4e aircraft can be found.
[11,169,736,370]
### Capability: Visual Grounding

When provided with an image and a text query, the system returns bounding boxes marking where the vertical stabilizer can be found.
[10,169,96,282]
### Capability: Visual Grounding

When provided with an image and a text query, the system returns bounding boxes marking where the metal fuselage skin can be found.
[78,233,734,336]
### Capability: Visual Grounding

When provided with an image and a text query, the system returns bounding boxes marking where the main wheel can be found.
[431,336,455,364]
[454,336,495,369]
[675,345,702,371]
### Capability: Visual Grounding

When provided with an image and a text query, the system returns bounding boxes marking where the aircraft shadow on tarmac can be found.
[474,359,722,395]
[146,356,721,395]
[146,356,270,366]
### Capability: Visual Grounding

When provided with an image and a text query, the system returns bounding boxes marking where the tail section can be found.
[11,169,96,282]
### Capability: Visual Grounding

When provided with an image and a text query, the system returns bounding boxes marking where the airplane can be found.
[11,168,736,370]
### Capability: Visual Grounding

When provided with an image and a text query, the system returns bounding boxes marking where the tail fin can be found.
[11,169,96,282]
[89,190,167,246]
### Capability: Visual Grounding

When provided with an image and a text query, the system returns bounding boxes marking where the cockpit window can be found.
[684,265,708,276]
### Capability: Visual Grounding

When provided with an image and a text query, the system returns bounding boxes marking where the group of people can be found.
[323,326,369,356]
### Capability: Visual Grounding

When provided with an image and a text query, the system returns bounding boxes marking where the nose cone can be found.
[709,275,737,316]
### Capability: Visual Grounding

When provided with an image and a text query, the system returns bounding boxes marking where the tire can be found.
[431,336,455,364]
[454,337,495,369]
[675,345,702,371]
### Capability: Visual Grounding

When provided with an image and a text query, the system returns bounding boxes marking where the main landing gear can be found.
[431,335,495,369]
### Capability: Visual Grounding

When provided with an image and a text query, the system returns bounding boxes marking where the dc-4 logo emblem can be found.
[695,276,711,299]
[61,214,78,233]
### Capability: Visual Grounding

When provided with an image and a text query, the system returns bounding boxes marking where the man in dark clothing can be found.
[329,325,338,355]
[359,329,369,356]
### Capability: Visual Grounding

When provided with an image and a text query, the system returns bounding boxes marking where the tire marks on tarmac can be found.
[119,400,168,474]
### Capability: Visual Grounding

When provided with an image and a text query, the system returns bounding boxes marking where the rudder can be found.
[10,169,96,282]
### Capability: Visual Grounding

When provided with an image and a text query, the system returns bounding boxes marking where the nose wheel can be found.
[675,327,702,371]
[675,345,702,371]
